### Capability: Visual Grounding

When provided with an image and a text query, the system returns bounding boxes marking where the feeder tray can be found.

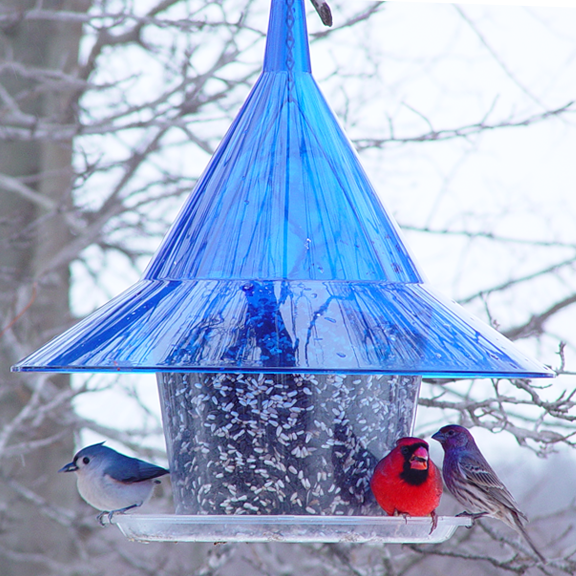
[13,0,553,545]
[113,514,473,544]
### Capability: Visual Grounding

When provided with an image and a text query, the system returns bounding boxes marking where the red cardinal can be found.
[370,437,443,529]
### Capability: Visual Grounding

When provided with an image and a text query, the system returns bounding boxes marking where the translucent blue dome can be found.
[12,0,552,378]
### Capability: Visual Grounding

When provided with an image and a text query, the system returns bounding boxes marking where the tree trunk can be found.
[0,1,88,574]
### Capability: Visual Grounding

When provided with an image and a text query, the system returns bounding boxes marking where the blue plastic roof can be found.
[12,0,553,378]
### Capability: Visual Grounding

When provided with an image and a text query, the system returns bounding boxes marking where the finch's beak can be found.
[409,446,429,470]
[431,431,444,443]
[58,461,78,473]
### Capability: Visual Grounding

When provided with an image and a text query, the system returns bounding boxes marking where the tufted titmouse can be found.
[59,442,169,525]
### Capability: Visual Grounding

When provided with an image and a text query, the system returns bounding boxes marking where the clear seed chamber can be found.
[158,372,420,516]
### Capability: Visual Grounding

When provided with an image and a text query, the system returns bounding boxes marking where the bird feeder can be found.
[13,0,552,544]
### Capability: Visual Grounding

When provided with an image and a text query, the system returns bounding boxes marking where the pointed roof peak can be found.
[264,0,311,73]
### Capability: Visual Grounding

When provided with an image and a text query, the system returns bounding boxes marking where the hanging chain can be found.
[285,0,295,72]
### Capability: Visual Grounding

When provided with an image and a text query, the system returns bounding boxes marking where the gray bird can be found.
[59,442,169,525]
[310,0,332,27]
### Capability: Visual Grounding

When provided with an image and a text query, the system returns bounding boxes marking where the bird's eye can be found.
[82,456,90,465]
[447,430,455,437]
[400,446,410,456]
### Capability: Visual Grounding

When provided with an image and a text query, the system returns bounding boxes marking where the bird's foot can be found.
[456,511,487,520]
[96,511,109,527]
[429,511,439,535]
[456,511,487,528]
[108,504,139,524]
[393,510,410,524]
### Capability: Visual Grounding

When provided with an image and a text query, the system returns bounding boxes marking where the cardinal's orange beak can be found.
[409,446,429,470]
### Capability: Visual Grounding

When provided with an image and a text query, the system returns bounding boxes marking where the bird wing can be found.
[459,454,525,517]
[459,454,504,489]
[104,455,169,484]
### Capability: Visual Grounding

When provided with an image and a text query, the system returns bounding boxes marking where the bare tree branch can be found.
[354,101,575,149]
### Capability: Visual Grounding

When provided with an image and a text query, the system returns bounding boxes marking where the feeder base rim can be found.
[112,514,472,543]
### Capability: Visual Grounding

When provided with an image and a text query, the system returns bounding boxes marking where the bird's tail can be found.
[511,512,546,564]
[517,523,546,564]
